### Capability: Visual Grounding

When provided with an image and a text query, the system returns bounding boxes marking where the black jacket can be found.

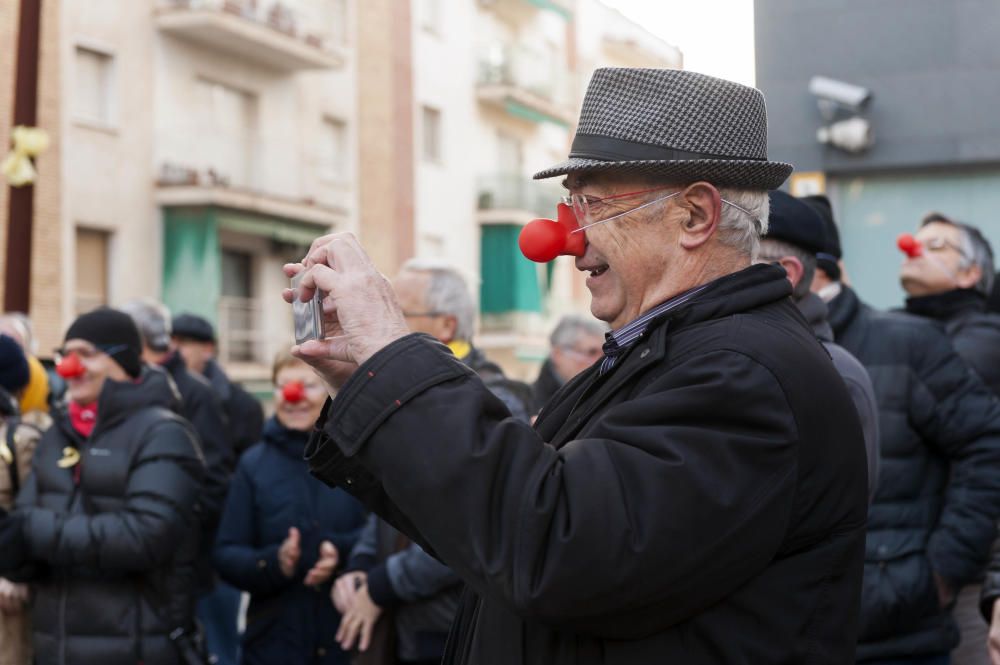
[161,352,232,527]
[214,418,365,665]
[306,265,869,665]
[15,368,204,665]
[530,358,563,416]
[905,288,1000,397]
[203,359,264,457]
[828,285,1000,660]
[797,293,880,501]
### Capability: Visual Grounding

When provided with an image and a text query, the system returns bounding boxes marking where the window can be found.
[319,117,348,180]
[480,224,542,314]
[422,106,442,163]
[219,249,258,363]
[195,79,258,187]
[75,228,110,314]
[74,46,114,126]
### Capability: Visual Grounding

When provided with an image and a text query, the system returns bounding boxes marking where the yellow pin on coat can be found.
[57,447,81,469]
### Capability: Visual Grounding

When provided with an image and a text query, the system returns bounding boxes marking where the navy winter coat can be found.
[214,418,366,665]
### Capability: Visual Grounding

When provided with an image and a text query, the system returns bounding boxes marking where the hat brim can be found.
[532,157,793,191]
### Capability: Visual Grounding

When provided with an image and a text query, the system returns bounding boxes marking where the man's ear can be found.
[956,264,983,290]
[677,182,723,250]
[777,256,805,290]
[439,315,459,343]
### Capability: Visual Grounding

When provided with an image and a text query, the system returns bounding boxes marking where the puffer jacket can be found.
[213,417,366,665]
[15,367,205,665]
[905,288,1000,396]
[828,285,1000,660]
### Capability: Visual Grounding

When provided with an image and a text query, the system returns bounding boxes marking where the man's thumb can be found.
[321,541,337,558]
[289,527,301,547]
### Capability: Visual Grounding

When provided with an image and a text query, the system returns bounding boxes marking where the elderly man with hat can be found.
[288,68,868,664]
[760,190,879,502]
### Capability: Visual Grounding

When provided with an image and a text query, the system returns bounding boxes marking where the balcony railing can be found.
[477,45,575,126]
[155,0,345,72]
[218,296,264,365]
[477,174,564,219]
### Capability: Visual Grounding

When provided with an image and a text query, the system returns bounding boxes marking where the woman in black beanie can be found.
[9,308,207,665]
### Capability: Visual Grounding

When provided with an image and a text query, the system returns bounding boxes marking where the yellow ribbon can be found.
[57,447,80,469]
[2,126,50,187]
[0,439,12,466]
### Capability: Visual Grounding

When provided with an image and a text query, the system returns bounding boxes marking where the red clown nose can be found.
[518,203,587,263]
[897,233,923,258]
[282,381,305,403]
[56,353,86,379]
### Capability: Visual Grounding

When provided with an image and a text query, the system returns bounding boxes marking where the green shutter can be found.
[162,208,222,325]
[480,224,543,313]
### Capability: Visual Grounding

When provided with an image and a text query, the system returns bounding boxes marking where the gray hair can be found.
[921,213,995,296]
[717,188,770,261]
[399,258,476,341]
[0,312,35,354]
[121,298,172,352]
[550,314,607,349]
[758,237,817,300]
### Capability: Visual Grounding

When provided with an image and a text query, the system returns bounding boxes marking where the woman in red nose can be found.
[213,348,366,665]
[7,307,206,665]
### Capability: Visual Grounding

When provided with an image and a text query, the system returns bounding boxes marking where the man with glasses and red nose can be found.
[288,68,870,664]
[7,308,205,665]
[897,213,1000,665]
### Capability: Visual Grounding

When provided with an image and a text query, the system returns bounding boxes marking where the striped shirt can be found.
[600,283,712,375]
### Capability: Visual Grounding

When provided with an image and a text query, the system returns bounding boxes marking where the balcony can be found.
[477,174,564,225]
[155,0,345,72]
[478,0,572,23]
[477,46,575,127]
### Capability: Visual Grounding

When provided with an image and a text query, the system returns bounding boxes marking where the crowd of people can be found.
[1,66,1000,665]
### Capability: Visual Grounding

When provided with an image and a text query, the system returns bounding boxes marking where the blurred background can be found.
[1,0,999,395]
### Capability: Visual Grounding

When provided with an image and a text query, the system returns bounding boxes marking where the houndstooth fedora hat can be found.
[533,68,793,190]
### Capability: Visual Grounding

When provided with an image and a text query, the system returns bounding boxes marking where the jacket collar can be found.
[795,292,834,342]
[826,284,861,338]
[904,288,986,322]
[543,264,792,448]
[263,416,310,458]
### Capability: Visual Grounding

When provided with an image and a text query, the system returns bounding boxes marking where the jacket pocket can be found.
[859,533,939,642]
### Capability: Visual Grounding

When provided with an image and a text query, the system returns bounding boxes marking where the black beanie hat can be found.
[766,190,828,255]
[64,308,144,378]
[0,334,30,394]
[171,313,216,343]
[801,194,842,281]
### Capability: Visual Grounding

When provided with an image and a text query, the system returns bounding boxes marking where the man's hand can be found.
[0,577,29,614]
[304,541,339,587]
[282,233,410,378]
[336,579,383,653]
[332,571,366,614]
[989,598,1000,665]
[278,527,302,578]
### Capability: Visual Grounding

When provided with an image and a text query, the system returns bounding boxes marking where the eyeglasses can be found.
[560,186,763,233]
[53,343,127,364]
[922,237,969,258]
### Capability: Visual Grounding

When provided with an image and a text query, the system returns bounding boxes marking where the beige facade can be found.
[2,0,677,383]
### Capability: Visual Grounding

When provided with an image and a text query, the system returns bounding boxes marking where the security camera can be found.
[817,117,874,154]
[808,76,872,112]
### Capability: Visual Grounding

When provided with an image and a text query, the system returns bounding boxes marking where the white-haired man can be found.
[288,68,868,664]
